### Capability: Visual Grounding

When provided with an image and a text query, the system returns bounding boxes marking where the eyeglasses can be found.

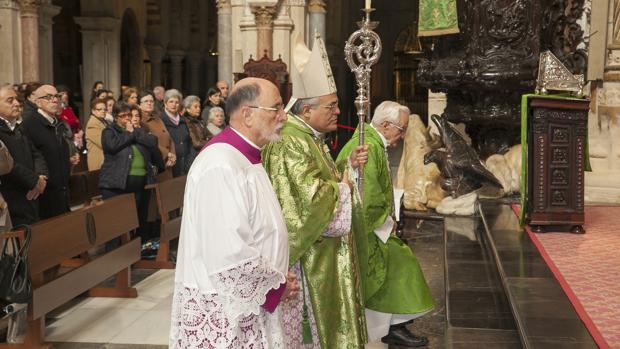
[116,112,131,118]
[37,94,62,101]
[388,122,405,133]
[93,107,106,112]
[248,104,284,113]
[140,99,154,104]
[316,102,339,111]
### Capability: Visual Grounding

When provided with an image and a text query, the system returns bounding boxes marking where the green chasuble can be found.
[336,123,435,314]
[262,114,367,349]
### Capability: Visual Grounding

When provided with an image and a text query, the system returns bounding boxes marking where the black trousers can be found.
[101,175,150,243]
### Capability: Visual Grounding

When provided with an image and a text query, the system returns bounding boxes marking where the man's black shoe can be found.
[380,323,428,347]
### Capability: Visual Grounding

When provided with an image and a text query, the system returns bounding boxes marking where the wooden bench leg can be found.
[88,266,138,298]
[0,318,50,349]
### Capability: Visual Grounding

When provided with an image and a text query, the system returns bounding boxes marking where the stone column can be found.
[239,3,256,71]
[37,0,60,83]
[168,50,186,91]
[308,0,326,45]
[288,0,312,46]
[75,16,121,120]
[19,0,41,82]
[273,1,294,66]
[186,51,202,95]
[252,5,278,58]
[0,0,22,84]
[216,0,233,83]
[146,45,165,87]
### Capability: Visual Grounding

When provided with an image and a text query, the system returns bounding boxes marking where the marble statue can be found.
[396,114,446,211]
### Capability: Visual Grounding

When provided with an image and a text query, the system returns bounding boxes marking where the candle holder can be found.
[344,8,382,201]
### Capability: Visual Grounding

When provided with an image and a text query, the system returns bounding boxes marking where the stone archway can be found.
[120,8,141,87]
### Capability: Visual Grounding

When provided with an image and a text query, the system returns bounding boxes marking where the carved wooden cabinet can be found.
[526,97,590,233]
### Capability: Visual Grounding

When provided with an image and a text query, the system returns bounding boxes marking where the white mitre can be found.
[285,32,337,112]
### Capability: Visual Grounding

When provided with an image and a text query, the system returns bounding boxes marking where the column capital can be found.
[216,0,232,14]
[0,0,19,10]
[146,45,166,62]
[308,0,326,13]
[18,0,40,15]
[187,50,202,61]
[75,16,121,32]
[288,0,306,6]
[251,5,278,29]
[168,49,186,62]
[38,2,60,27]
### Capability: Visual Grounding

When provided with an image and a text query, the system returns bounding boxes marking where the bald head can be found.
[227,78,271,120]
[226,77,286,147]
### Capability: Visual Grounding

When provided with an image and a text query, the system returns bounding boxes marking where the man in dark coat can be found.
[0,85,48,225]
[21,84,71,219]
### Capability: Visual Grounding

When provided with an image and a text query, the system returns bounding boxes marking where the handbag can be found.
[0,225,32,304]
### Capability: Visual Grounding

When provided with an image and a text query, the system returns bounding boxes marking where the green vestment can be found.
[336,124,435,314]
[262,114,367,349]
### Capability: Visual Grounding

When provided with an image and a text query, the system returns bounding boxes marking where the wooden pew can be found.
[68,169,101,208]
[134,175,186,269]
[0,194,140,349]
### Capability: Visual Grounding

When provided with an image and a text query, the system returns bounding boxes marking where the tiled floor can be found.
[42,215,446,349]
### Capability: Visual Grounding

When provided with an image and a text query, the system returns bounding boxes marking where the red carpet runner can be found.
[512,205,620,349]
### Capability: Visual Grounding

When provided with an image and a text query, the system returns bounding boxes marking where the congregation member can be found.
[138,90,176,180]
[90,80,104,101]
[103,95,115,123]
[182,95,208,155]
[262,34,369,348]
[129,104,142,129]
[205,106,225,137]
[22,83,72,219]
[153,85,165,115]
[337,101,435,347]
[200,87,224,124]
[122,87,139,106]
[0,85,48,226]
[99,102,164,240]
[0,140,13,233]
[85,98,110,171]
[170,78,295,348]
[216,80,230,101]
[162,89,192,176]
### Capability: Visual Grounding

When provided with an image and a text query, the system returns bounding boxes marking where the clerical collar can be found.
[0,116,20,131]
[370,123,389,148]
[292,114,324,139]
[38,108,56,125]
[205,126,262,164]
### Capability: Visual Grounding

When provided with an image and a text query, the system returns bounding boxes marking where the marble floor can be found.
[35,215,447,349]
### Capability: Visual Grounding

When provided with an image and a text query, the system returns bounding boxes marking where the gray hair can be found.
[226,83,261,116]
[183,95,201,109]
[164,89,183,103]
[290,97,320,115]
[371,101,410,127]
[208,106,225,122]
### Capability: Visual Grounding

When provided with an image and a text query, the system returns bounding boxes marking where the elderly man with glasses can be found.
[336,101,435,347]
[21,84,73,219]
